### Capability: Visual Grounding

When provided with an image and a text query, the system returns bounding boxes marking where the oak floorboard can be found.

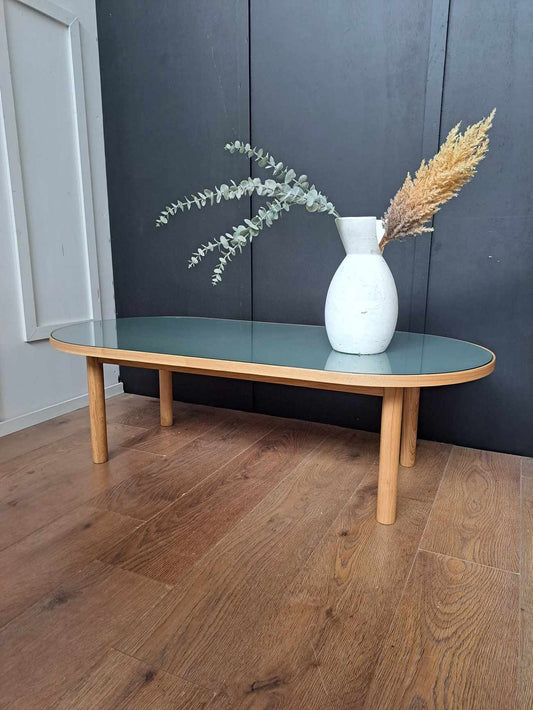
[0,430,160,550]
[0,408,93,466]
[105,393,161,426]
[0,396,526,710]
[0,394,158,468]
[0,561,170,710]
[364,551,519,710]
[112,426,436,708]
[55,649,228,710]
[0,418,145,479]
[421,446,521,571]
[520,459,533,710]
[191,428,380,593]
[102,420,329,582]
[92,410,281,522]
[0,393,159,466]
[524,459,533,479]
[210,440,448,708]
[375,439,451,504]
[120,402,249,457]
[0,505,141,627]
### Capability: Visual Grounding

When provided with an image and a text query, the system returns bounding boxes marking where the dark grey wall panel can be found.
[96,0,253,408]
[249,0,435,327]
[422,0,533,455]
[98,0,533,455]
[249,0,435,429]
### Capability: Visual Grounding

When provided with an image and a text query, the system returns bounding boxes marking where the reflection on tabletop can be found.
[51,318,492,376]
[325,349,393,374]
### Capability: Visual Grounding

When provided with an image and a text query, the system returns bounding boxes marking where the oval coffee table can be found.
[50,317,495,525]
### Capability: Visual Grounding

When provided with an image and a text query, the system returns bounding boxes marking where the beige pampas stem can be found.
[379,109,495,251]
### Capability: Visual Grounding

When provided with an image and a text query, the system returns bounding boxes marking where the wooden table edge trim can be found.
[49,337,495,391]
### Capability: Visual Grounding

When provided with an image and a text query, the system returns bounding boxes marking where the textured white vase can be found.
[325,217,398,354]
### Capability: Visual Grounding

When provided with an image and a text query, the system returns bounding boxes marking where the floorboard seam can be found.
[47,648,111,710]
[271,460,382,601]
[518,460,525,710]
[180,445,420,704]
[173,427,339,572]
[362,442,454,701]
[417,547,520,575]
[108,645,219,694]
[516,460,524,699]
[228,449,381,610]
[106,421,151,433]
[119,410,235,458]
[94,559,175,591]
[0,512,157,630]
[123,426,354,597]
[0,511,77,554]
[164,421,284,503]
[0,397,153,472]
[0,496,148,555]
[92,423,300,578]
[103,421,286,535]
[518,459,532,709]
[0,428,142,474]
[91,421,313,581]
[0,445,166,553]
[114,443,167,460]
[0,596,39,633]
[0,558,171,635]
[414,442,454,549]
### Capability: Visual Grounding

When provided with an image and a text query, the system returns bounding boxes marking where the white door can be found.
[0,0,120,434]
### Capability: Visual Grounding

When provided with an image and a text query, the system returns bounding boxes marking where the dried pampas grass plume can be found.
[380,109,495,251]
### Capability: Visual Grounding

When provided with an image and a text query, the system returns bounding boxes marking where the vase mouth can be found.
[335,216,376,224]
[335,216,380,255]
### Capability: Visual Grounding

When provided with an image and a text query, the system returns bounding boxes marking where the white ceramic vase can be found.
[325,216,398,354]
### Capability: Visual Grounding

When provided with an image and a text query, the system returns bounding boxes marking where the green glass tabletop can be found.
[51,317,493,377]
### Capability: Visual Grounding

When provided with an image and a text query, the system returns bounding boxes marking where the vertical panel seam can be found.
[248,0,256,413]
[422,0,451,334]
[408,0,451,334]
[248,0,253,321]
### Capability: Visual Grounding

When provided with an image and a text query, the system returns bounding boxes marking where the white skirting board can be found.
[0,383,124,437]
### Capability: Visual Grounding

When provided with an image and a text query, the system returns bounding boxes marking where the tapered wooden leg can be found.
[376,387,403,525]
[159,369,173,426]
[87,356,108,463]
[400,387,420,468]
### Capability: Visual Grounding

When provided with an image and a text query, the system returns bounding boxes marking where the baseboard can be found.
[0,383,124,437]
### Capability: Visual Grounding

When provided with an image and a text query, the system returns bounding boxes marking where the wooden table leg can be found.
[87,357,108,463]
[159,369,173,426]
[400,387,420,468]
[376,387,403,525]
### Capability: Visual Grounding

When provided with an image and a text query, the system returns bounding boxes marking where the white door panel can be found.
[0,0,119,433]
[1,0,101,340]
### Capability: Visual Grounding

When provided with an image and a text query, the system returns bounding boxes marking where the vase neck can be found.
[335,217,380,255]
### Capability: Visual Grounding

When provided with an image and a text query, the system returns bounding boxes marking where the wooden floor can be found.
[0,393,531,709]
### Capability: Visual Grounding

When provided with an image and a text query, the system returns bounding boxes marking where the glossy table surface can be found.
[51,316,494,379]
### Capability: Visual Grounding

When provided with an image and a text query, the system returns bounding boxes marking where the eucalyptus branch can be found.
[156,178,260,227]
[157,175,337,231]
[156,141,339,284]
[224,140,309,189]
[259,179,338,216]
[156,138,312,228]
[187,177,336,285]
[189,198,291,285]
[224,140,338,216]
